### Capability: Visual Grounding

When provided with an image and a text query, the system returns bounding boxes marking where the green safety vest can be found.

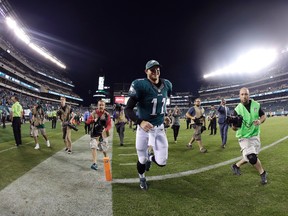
[12,101,23,117]
[52,110,57,117]
[235,99,260,138]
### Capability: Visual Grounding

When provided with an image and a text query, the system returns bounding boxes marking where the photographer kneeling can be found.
[230,87,268,185]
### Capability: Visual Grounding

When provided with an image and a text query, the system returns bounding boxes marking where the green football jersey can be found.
[128,78,172,126]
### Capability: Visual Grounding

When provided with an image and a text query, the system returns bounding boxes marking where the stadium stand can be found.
[0,0,83,117]
[198,49,288,116]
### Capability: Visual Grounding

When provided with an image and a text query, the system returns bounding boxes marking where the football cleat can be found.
[139,177,148,190]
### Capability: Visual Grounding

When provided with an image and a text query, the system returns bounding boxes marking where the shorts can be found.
[32,127,46,137]
[238,135,261,161]
[193,124,202,141]
[90,138,109,152]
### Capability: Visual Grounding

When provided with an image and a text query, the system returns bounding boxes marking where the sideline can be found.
[0,132,113,216]
[113,135,288,184]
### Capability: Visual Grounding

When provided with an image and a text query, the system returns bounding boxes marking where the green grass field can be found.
[111,117,288,216]
[0,117,287,216]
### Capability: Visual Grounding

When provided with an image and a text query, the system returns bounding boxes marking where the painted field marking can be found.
[113,136,288,183]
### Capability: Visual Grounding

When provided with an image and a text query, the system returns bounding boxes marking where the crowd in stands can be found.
[198,49,288,116]
[0,35,81,100]
[0,87,87,120]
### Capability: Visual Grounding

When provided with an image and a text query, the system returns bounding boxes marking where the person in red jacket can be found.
[86,100,111,171]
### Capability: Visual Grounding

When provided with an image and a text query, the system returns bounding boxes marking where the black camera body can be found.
[63,122,78,131]
[201,126,206,133]
[99,119,107,127]
[115,103,122,112]
[194,115,204,125]
[226,115,243,128]
[91,123,104,137]
[90,117,107,137]
[68,123,78,131]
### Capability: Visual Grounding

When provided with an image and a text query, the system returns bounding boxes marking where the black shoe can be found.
[140,177,148,190]
[260,171,268,185]
[231,164,241,175]
[120,143,124,146]
[91,163,98,170]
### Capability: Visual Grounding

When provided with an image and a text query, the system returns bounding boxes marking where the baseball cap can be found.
[145,60,161,70]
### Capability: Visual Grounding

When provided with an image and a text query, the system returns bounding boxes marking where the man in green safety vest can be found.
[230,87,268,185]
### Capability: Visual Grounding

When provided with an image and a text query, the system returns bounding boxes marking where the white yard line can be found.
[113,136,288,184]
[119,163,136,166]
[118,153,137,156]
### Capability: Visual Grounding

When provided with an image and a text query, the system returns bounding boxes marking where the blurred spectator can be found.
[171,106,181,143]
[83,108,90,134]
[186,98,207,153]
[31,101,51,150]
[51,109,57,129]
[113,104,128,146]
[217,98,230,148]
[57,96,75,154]
[208,105,217,135]
[1,109,7,128]
[10,96,23,146]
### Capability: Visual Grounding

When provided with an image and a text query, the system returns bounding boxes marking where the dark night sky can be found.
[6,0,288,105]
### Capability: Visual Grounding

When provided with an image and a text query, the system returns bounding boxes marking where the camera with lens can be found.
[91,122,105,137]
[91,116,107,137]
[193,115,204,125]
[68,123,78,131]
[57,110,62,116]
[63,122,78,131]
[99,118,107,127]
[114,103,122,112]
[226,115,243,128]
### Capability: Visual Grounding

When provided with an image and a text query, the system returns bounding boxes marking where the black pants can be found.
[84,122,91,134]
[210,118,217,135]
[186,119,191,129]
[12,117,22,145]
[2,116,6,128]
[172,125,180,141]
[52,117,57,129]
[115,123,125,145]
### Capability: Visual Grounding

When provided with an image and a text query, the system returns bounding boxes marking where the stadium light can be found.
[204,48,278,79]
[5,16,66,69]
[6,17,31,44]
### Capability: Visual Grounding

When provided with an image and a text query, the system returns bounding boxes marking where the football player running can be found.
[125,60,172,190]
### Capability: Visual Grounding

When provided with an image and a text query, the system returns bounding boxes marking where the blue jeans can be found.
[219,123,229,145]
